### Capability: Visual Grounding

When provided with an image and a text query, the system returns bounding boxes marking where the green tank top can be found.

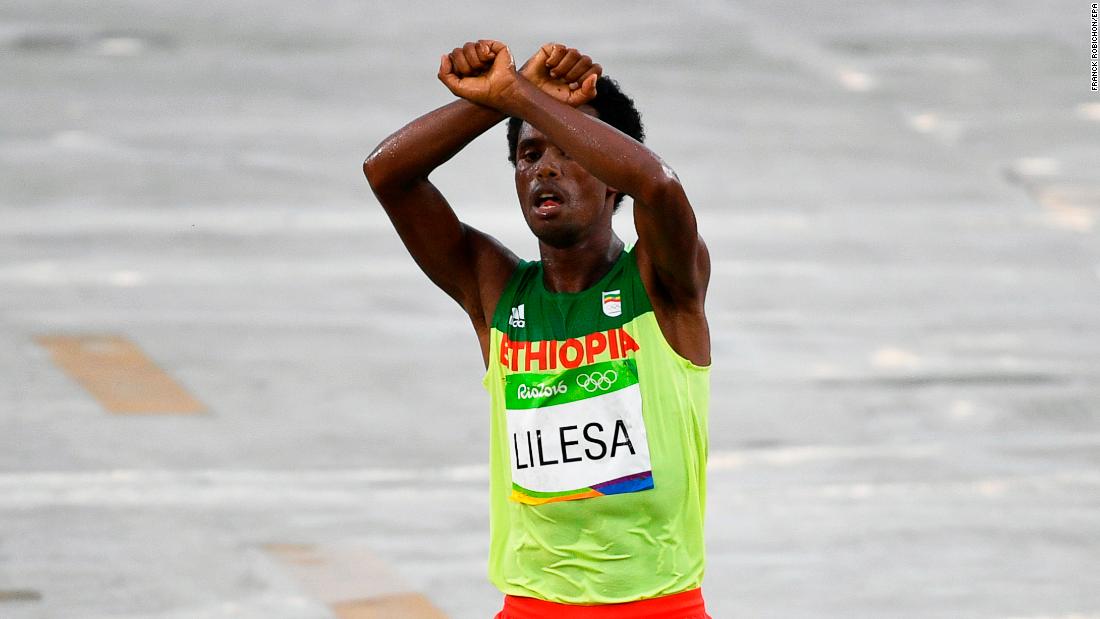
[482,244,710,604]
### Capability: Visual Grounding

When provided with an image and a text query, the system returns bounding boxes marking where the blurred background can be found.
[2,1,1098,617]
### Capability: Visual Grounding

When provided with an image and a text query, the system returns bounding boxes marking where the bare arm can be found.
[438,42,710,365]
[439,44,708,307]
[365,41,604,363]
[512,77,706,302]
[363,95,516,327]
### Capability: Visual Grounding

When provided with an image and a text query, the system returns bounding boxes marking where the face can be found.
[513,106,617,249]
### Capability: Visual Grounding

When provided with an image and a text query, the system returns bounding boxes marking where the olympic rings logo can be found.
[576,370,618,392]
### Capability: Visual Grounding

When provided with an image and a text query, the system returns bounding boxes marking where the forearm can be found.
[498,77,672,203]
[364,98,505,192]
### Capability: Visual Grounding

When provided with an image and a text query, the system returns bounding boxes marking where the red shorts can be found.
[494,588,711,619]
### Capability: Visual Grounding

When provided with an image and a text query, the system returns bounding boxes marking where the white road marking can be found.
[95,36,146,57]
[707,444,941,470]
[712,260,826,277]
[949,399,977,419]
[1011,157,1061,178]
[2,441,1098,508]
[0,258,423,286]
[905,111,963,143]
[50,130,115,151]
[1038,187,1097,232]
[1076,102,1100,121]
[109,270,145,287]
[837,69,875,92]
[907,112,940,134]
[870,346,922,370]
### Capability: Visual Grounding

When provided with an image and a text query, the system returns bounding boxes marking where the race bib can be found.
[505,358,654,505]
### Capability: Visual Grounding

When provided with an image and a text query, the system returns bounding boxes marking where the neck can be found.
[539,233,625,293]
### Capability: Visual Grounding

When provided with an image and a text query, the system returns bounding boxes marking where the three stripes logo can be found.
[509,304,526,328]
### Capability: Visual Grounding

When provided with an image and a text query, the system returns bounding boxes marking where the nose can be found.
[535,154,562,180]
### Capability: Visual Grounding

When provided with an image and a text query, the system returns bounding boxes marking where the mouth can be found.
[531,188,566,217]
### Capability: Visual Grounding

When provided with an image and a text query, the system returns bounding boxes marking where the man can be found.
[363,39,711,618]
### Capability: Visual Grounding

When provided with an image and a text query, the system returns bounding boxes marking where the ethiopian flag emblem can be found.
[602,289,622,317]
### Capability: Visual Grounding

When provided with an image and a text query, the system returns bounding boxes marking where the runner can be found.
[364,39,712,618]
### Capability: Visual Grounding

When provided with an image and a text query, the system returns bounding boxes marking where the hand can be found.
[438,40,518,108]
[519,43,601,107]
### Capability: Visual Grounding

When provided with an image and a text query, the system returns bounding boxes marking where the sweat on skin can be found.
[363,39,712,608]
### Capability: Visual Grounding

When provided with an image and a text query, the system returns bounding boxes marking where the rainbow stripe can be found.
[510,471,653,505]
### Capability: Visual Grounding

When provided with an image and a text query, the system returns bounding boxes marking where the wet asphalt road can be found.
[2,1,1099,617]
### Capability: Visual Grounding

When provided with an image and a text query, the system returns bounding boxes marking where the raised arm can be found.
[365,40,605,363]
[363,41,519,362]
[438,43,708,308]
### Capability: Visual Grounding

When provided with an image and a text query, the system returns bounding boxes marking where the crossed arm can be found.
[365,40,710,365]
[363,95,514,328]
[363,41,604,362]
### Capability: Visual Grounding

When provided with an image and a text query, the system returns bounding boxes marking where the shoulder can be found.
[633,235,710,312]
[631,238,711,366]
[480,255,538,330]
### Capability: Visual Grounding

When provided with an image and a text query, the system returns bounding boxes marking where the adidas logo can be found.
[509,304,526,328]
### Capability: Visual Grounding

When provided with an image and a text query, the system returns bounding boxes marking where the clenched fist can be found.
[520,43,601,107]
[438,39,519,108]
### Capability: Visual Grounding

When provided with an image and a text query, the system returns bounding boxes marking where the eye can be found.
[522,150,541,162]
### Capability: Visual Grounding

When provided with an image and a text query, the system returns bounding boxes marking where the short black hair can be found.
[507,75,645,211]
